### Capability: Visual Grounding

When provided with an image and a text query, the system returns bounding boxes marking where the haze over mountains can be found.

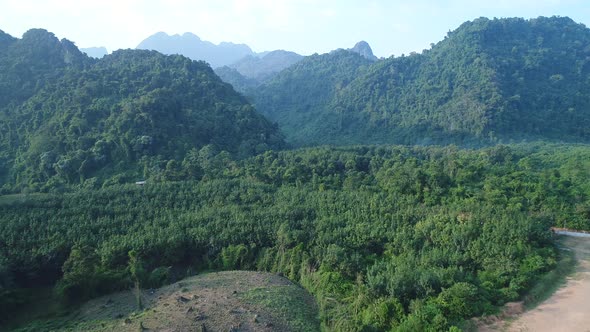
[91,31,382,93]
[135,31,309,86]
[250,16,590,146]
[4,15,590,332]
[1,16,590,192]
[136,32,258,68]
[0,29,284,192]
[214,40,379,93]
[80,46,108,58]
[225,50,304,80]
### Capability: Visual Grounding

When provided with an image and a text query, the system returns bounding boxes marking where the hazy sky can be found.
[1,0,589,57]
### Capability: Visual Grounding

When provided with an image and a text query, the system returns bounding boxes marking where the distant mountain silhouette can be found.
[214,66,259,94]
[80,46,108,58]
[228,50,303,80]
[251,17,590,146]
[0,29,16,47]
[349,41,378,61]
[0,28,285,191]
[136,32,254,68]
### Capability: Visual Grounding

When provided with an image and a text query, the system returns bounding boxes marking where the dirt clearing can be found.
[10,271,320,332]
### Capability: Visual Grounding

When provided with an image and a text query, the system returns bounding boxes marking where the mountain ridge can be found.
[250,16,590,146]
[350,41,378,61]
[227,50,304,80]
[136,31,254,68]
[0,29,284,193]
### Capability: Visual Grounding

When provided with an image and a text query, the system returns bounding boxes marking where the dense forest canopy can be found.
[1,143,590,330]
[250,16,590,146]
[0,29,284,194]
[2,16,590,332]
[251,49,374,145]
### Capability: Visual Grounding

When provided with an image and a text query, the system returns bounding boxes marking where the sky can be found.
[1,0,589,58]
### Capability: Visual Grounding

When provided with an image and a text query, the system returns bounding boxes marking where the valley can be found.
[1,12,590,332]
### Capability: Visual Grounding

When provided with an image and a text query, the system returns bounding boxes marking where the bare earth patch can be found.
[479,236,590,332]
[11,271,320,332]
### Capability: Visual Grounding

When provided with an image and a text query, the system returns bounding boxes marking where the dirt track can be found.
[504,235,590,332]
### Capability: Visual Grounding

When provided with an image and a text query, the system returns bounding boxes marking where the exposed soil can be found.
[10,271,320,332]
[479,235,590,332]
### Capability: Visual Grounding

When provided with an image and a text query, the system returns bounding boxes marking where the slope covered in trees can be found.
[227,50,303,81]
[214,65,260,94]
[215,50,303,95]
[252,50,374,145]
[3,18,590,332]
[0,29,284,193]
[2,143,590,330]
[251,17,590,146]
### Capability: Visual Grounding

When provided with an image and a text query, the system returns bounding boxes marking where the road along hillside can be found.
[506,234,590,332]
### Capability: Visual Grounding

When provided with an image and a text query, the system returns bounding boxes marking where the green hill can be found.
[251,16,590,146]
[0,29,284,193]
[9,271,320,332]
[252,50,373,145]
[2,143,589,330]
[215,65,260,94]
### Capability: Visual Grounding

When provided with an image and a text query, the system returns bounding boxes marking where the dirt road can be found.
[506,235,590,332]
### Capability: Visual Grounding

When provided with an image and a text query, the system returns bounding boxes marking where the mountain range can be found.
[102,32,381,92]
[1,16,590,192]
[136,32,307,85]
[3,17,590,331]
[0,29,284,193]
[215,41,379,93]
[250,16,590,146]
[136,32,257,68]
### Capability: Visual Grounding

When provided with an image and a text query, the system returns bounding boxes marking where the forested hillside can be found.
[0,29,284,194]
[215,50,303,95]
[252,17,590,146]
[253,50,374,145]
[3,18,590,332]
[2,143,589,330]
[227,50,303,81]
[215,65,260,93]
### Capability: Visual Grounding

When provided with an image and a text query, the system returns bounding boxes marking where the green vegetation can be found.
[0,29,284,194]
[3,16,590,331]
[2,143,590,331]
[215,65,260,93]
[252,49,373,145]
[239,285,320,331]
[215,51,304,95]
[252,17,590,146]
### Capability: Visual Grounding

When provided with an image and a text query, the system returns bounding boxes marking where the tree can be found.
[128,250,146,310]
[55,244,100,303]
